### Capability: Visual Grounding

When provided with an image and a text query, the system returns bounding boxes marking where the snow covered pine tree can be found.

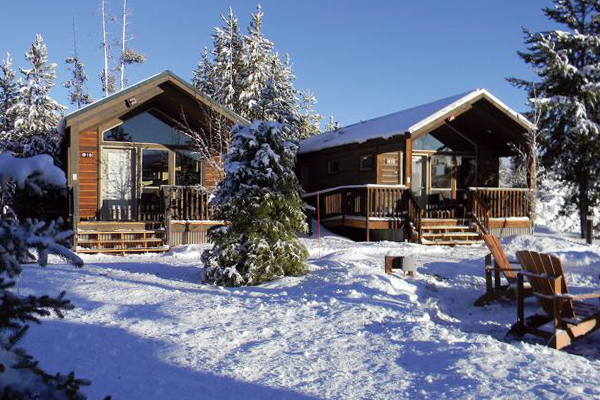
[2,34,66,159]
[202,121,308,286]
[509,0,600,237]
[0,153,98,399]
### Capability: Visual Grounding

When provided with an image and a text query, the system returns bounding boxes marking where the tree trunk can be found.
[579,172,589,239]
[527,145,536,225]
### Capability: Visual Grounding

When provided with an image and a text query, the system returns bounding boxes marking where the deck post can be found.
[341,189,346,237]
[365,187,371,242]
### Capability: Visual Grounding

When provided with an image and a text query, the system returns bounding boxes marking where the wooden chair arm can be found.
[485,266,521,272]
[566,291,600,300]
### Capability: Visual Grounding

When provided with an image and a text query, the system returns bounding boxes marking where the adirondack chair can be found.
[474,234,531,306]
[509,250,600,350]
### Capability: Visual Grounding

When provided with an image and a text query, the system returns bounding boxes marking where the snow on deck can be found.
[18,229,600,399]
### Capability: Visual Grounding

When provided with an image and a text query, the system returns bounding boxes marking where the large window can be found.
[457,157,476,188]
[413,132,475,153]
[142,149,169,188]
[175,151,203,186]
[104,111,193,147]
[431,155,453,189]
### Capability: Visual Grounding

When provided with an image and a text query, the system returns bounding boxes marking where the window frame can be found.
[359,154,375,171]
[327,159,340,174]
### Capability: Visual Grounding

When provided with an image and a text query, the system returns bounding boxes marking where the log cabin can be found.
[297,89,535,245]
[61,70,247,254]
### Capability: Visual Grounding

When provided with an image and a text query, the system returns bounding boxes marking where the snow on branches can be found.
[202,121,308,286]
[0,154,89,398]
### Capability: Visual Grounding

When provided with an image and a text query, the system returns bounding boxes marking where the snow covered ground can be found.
[18,226,600,399]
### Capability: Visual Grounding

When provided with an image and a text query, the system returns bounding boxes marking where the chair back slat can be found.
[483,234,515,280]
[516,250,576,319]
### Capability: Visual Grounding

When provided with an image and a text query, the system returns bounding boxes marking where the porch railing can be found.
[160,185,213,221]
[404,189,423,242]
[303,185,409,221]
[468,187,532,219]
[468,190,491,234]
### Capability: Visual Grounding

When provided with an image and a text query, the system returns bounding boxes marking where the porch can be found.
[302,185,532,245]
[75,185,222,254]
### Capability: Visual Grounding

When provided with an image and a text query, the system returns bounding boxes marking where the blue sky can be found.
[0,1,558,127]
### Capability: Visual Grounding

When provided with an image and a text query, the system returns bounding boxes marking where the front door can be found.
[101,148,136,220]
[411,155,428,207]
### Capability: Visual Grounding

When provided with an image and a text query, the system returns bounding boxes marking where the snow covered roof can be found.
[298,88,533,154]
[62,70,248,128]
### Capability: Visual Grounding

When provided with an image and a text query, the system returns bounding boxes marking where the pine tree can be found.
[323,114,341,132]
[2,34,66,158]
[64,56,93,109]
[117,0,145,90]
[509,0,600,237]
[0,153,92,399]
[201,121,308,286]
[0,53,19,135]
[192,6,321,138]
[211,7,245,111]
[64,18,93,109]
[297,90,321,139]
[240,4,274,120]
[192,46,217,97]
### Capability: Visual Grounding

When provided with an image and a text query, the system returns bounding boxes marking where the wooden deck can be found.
[303,185,533,245]
[75,186,221,255]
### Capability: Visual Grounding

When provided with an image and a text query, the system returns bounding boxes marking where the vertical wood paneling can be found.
[78,129,99,219]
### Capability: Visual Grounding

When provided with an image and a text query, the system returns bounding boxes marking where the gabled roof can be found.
[63,70,248,128]
[298,89,533,154]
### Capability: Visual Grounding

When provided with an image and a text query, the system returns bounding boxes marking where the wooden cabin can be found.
[298,89,534,245]
[62,71,247,254]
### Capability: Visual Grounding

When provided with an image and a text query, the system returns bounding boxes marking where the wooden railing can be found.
[404,189,423,242]
[303,185,408,221]
[468,190,491,234]
[160,185,212,221]
[469,188,531,219]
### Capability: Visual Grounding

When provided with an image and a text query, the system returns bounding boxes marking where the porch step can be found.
[421,218,470,227]
[418,218,483,246]
[76,227,167,255]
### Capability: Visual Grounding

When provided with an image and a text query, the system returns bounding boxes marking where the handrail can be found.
[160,185,212,221]
[469,190,491,234]
[470,187,531,219]
[404,189,423,242]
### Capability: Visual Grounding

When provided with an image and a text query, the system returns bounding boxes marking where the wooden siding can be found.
[79,129,99,219]
[204,156,221,188]
[378,151,403,185]
[297,139,406,193]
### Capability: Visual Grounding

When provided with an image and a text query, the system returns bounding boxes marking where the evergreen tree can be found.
[118,0,146,90]
[240,5,274,120]
[192,46,217,96]
[0,53,19,135]
[64,56,93,109]
[211,7,245,112]
[201,121,308,286]
[0,153,93,399]
[509,0,600,237]
[297,90,321,139]
[2,35,66,158]
[323,114,341,132]
[192,6,321,139]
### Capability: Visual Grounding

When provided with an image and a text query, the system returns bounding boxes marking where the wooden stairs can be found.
[419,218,482,246]
[76,221,169,255]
